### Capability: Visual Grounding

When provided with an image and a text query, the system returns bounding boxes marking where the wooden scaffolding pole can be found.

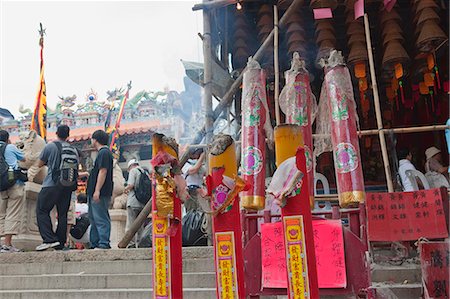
[274,5,281,126]
[203,1,214,144]
[181,0,303,165]
[364,13,394,192]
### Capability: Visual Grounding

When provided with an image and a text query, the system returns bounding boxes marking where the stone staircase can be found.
[371,262,422,299]
[0,246,426,299]
[0,247,216,299]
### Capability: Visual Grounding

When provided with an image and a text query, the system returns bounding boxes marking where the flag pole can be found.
[31,23,47,140]
[109,81,132,153]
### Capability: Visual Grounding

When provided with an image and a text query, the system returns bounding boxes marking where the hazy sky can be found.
[0,0,203,116]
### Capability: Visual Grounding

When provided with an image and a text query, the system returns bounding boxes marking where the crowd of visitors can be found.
[1,123,445,252]
[0,124,212,252]
[398,146,449,191]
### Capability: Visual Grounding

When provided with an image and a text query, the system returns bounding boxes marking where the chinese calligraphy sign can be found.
[419,241,449,298]
[215,232,239,299]
[284,216,310,299]
[366,189,449,242]
[153,217,171,299]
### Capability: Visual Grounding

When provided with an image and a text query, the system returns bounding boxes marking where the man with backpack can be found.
[35,125,79,251]
[0,130,26,253]
[124,159,151,248]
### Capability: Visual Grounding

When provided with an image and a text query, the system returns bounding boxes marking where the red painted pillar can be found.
[273,125,319,299]
[207,135,246,299]
[151,134,183,299]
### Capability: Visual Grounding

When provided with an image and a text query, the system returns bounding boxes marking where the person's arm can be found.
[36,144,50,168]
[78,172,89,178]
[124,169,137,194]
[187,153,205,175]
[431,159,448,174]
[93,168,107,202]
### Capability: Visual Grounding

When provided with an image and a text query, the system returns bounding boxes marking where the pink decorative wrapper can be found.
[241,59,270,206]
[324,64,365,206]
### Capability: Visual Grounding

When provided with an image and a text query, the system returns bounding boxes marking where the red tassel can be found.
[430,92,435,112]
[399,82,405,104]
[435,67,441,89]
[425,97,430,118]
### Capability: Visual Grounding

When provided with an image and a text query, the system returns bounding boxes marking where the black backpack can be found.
[0,142,15,192]
[53,142,79,190]
[182,210,208,246]
[70,213,90,239]
[135,168,152,205]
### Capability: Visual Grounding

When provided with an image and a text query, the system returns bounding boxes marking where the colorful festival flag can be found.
[108,81,132,159]
[31,23,47,140]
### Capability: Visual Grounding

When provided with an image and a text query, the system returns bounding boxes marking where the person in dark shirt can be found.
[35,125,77,251]
[85,130,113,249]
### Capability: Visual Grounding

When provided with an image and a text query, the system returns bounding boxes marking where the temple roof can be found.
[10,119,169,143]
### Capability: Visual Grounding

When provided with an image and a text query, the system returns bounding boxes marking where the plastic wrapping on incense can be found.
[280,58,316,208]
[323,61,365,207]
[240,59,271,210]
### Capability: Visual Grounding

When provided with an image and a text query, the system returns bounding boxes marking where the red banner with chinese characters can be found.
[261,220,346,289]
[419,241,449,299]
[366,188,449,241]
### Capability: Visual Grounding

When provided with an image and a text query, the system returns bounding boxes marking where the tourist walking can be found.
[86,130,113,249]
[36,125,79,251]
[124,159,146,248]
[0,130,26,253]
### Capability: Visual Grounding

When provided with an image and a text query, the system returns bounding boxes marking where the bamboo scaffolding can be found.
[184,125,450,149]
[192,0,239,11]
[203,3,214,144]
[364,13,394,193]
[180,0,304,166]
[274,5,281,126]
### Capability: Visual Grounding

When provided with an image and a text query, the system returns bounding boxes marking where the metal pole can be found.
[274,5,281,126]
[364,13,394,192]
[203,2,214,144]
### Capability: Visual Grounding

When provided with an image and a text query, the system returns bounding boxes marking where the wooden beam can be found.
[192,0,238,11]
[364,13,394,193]
[203,2,214,144]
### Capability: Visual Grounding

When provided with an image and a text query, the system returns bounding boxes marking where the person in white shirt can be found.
[124,159,146,248]
[397,148,417,192]
[182,149,206,211]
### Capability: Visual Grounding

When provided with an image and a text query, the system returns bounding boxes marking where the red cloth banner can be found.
[366,189,449,242]
[419,241,449,298]
[261,220,346,289]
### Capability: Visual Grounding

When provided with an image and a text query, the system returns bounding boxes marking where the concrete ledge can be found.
[0,247,214,264]
[0,288,216,299]
[0,272,216,290]
[0,257,215,275]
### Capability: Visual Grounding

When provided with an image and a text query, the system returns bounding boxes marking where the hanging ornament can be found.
[354,62,366,78]
[394,63,406,104]
[427,53,441,89]
[391,77,400,109]
[419,82,431,117]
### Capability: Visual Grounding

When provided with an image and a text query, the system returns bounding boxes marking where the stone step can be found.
[0,258,214,275]
[371,264,422,284]
[372,282,422,299]
[0,272,216,290]
[0,247,213,264]
[0,288,216,299]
